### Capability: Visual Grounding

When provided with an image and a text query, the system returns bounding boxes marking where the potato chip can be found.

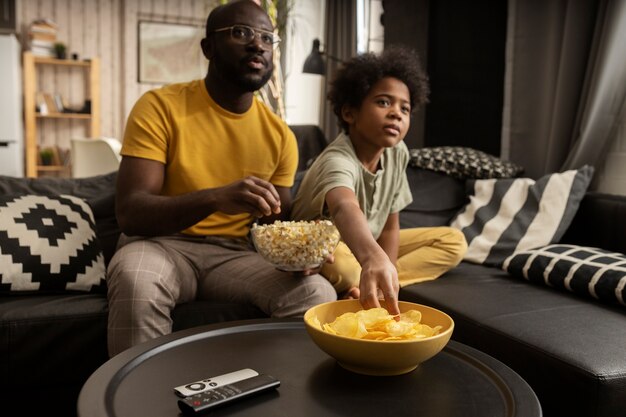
[399,309,422,323]
[356,308,393,327]
[326,313,368,338]
[361,331,388,340]
[319,307,441,341]
[385,320,415,337]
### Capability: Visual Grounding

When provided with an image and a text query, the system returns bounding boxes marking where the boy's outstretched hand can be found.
[358,257,401,317]
[324,188,401,316]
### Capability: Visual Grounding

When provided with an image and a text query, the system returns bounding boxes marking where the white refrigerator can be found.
[0,34,24,177]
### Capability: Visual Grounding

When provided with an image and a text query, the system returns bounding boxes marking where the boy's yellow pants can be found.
[321,227,467,294]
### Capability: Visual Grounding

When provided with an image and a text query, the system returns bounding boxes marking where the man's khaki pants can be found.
[106,234,337,357]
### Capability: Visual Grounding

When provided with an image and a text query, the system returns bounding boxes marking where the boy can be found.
[292,47,467,316]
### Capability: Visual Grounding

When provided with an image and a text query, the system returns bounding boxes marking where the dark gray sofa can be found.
[1,126,625,417]
[399,168,626,417]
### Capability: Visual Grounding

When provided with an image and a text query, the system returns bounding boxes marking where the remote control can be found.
[177,374,280,415]
[173,368,259,398]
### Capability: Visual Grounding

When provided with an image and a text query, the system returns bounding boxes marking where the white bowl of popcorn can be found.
[251,220,341,272]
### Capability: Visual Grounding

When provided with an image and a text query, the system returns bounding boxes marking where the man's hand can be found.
[211,176,282,218]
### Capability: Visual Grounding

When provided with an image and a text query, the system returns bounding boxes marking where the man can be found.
[106,0,336,357]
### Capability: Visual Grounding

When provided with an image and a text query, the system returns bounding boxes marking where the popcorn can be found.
[251,220,341,271]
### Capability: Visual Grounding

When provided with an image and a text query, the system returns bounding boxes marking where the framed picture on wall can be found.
[138,21,207,84]
[0,0,17,33]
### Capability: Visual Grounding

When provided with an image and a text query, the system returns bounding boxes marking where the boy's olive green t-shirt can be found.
[292,132,412,240]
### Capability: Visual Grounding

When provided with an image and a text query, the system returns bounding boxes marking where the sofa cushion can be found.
[289,124,328,172]
[409,146,523,179]
[400,168,466,228]
[0,173,117,201]
[450,166,594,266]
[503,244,626,307]
[0,194,106,293]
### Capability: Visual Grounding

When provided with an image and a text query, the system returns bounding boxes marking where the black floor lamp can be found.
[302,39,342,75]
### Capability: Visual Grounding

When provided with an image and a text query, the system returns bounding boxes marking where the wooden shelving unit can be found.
[22,51,100,177]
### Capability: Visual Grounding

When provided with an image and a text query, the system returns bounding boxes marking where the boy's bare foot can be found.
[341,287,360,300]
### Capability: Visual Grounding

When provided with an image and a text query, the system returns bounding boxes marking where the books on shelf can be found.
[29,19,58,35]
[30,45,55,57]
[29,31,56,42]
[36,92,48,115]
[43,93,57,113]
[30,39,54,48]
[36,93,66,114]
[53,94,65,113]
[28,19,58,56]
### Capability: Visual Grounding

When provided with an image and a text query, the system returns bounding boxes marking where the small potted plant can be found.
[40,148,55,165]
[54,42,67,59]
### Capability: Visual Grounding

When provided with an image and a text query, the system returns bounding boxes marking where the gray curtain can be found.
[502,0,626,187]
[322,0,357,142]
[561,0,626,191]
[501,0,599,179]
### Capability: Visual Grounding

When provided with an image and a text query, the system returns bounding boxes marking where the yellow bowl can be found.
[304,299,454,376]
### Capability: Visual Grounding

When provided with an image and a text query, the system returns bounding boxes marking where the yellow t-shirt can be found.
[121,79,298,237]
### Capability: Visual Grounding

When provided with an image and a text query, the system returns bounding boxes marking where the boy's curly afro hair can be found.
[327,46,429,133]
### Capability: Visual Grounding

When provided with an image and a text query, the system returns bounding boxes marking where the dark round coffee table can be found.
[78,319,541,417]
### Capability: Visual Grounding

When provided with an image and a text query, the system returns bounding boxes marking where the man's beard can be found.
[237,65,274,92]
[213,55,274,92]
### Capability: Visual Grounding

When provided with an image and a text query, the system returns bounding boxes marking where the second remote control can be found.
[173,368,259,397]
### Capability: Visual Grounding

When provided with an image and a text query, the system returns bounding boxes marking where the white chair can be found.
[71,137,122,178]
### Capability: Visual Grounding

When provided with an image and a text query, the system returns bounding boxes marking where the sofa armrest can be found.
[561,191,626,254]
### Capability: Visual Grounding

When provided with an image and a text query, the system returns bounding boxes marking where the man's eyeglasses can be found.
[212,25,281,49]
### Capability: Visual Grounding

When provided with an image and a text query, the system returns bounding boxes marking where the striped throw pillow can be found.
[450,166,594,266]
[503,244,626,307]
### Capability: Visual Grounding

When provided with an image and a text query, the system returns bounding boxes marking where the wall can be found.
[283,0,325,126]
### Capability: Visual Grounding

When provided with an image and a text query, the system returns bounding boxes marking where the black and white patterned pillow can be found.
[503,244,626,307]
[409,147,524,179]
[0,194,106,293]
[450,166,594,266]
